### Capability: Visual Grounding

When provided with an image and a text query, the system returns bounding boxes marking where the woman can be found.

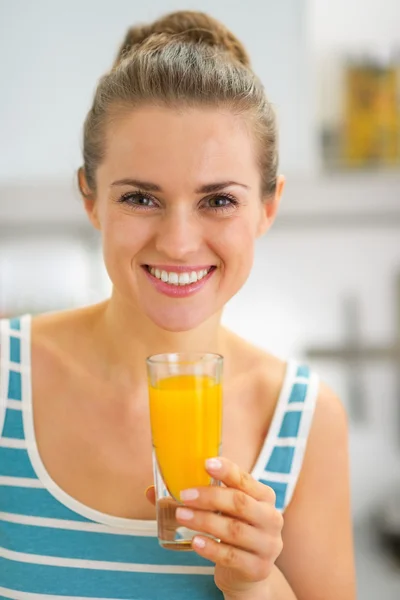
[0,10,355,600]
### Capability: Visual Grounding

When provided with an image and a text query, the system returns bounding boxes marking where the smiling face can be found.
[83,105,282,332]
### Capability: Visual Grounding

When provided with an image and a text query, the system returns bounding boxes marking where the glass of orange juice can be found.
[146,352,223,551]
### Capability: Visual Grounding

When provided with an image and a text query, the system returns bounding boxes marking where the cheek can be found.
[102,214,148,256]
[100,213,152,284]
[211,219,256,274]
[215,218,255,254]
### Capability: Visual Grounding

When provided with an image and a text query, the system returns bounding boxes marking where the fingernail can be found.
[180,488,199,501]
[193,536,206,549]
[144,486,153,496]
[176,507,194,521]
[206,458,222,471]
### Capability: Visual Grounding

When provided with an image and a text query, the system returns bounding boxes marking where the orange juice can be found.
[149,374,222,501]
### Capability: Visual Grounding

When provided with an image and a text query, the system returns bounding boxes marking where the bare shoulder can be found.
[285,379,350,514]
[31,304,103,341]
[225,331,348,454]
[309,380,349,458]
[275,380,355,599]
[31,302,107,360]
[294,380,349,507]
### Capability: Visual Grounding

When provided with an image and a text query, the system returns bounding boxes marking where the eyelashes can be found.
[115,190,239,214]
[116,190,156,209]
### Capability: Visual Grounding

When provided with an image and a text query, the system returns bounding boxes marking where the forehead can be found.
[100,105,259,186]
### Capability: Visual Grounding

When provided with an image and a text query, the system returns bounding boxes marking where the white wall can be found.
[309,0,400,53]
[0,0,314,182]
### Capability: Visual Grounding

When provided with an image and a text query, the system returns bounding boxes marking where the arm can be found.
[274,382,356,600]
[225,383,356,600]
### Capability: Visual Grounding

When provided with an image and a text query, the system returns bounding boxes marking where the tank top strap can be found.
[0,315,31,442]
[252,360,319,512]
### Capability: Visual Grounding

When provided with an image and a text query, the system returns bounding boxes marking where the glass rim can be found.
[146,352,223,365]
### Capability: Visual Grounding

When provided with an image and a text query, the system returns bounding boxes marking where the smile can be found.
[145,265,213,286]
[142,265,216,298]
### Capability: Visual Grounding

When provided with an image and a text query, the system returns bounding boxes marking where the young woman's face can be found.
[87,106,281,331]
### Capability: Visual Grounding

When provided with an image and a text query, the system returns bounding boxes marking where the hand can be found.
[146,457,284,598]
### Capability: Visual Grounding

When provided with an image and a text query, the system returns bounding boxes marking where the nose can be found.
[155,208,202,260]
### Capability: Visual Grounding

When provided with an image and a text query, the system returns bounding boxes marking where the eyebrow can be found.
[110,178,250,193]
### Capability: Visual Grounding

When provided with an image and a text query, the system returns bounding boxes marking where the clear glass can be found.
[146,352,223,551]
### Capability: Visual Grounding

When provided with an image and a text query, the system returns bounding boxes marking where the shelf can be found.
[0,173,399,234]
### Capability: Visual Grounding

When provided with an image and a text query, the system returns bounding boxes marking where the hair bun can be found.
[115,10,251,68]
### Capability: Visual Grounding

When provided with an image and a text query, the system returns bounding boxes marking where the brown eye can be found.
[118,192,157,208]
[204,194,239,213]
[208,196,232,208]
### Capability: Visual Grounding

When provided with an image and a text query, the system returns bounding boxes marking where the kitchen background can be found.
[1,1,400,597]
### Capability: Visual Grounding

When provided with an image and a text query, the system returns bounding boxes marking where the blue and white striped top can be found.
[0,315,319,599]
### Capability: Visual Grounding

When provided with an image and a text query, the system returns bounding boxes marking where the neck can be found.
[92,291,226,384]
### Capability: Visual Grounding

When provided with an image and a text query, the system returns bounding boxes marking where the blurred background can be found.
[1,1,399,597]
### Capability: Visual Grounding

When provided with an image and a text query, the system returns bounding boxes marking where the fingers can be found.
[147,458,276,509]
[191,535,279,583]
[180,484,278,529]
[176,506,278,555]
[205,457,277,504]
[145,485,156,506]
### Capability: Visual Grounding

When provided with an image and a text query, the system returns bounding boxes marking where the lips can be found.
[142,265,216,298]
[145,265,213,286]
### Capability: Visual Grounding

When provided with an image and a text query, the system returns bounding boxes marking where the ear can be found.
[77,167,101,230]
[256,175,285,238]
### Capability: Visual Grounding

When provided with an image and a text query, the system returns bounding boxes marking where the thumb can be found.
[145,485,156,506]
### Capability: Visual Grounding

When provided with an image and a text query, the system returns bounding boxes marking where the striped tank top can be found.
[0,315,319,599]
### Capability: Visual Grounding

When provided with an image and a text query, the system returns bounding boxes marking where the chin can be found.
[145,304,215,333]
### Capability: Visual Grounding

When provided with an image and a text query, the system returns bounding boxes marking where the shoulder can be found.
[300,381,349,488]
[225,327,349,493]
[310,381,348,448]
[287,380,349,510]
[228,332,348,463]
[282,378,350,519]
[31,303,107,361]
[31,303,103,340]
[275,382,355,598]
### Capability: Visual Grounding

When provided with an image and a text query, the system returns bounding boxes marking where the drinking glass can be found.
[147,352,223,550]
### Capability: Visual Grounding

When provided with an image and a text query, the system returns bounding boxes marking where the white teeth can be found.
[197,269,207,280]
[149,267,211,286]
[179,272,190,285]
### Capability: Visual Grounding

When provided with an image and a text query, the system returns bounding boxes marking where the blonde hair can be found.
[81,10,278,197]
